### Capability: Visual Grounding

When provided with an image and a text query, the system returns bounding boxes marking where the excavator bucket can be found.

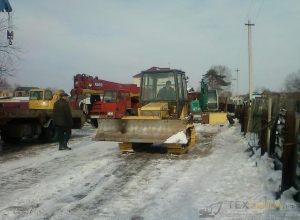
[93,119,188,143]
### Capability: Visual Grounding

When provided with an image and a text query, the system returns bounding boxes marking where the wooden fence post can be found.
[261,109,268,155]
[244,104,249,135]
[281,111,296,192]
[0,139,2,156]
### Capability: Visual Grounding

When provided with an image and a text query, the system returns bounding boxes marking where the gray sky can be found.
[5,0,300,95]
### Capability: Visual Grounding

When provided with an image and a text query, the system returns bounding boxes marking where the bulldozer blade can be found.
[93,119,188,143]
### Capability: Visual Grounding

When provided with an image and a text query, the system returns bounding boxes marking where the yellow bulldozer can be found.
[93,69,195,154]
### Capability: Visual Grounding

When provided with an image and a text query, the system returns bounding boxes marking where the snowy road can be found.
[0,122,299,220]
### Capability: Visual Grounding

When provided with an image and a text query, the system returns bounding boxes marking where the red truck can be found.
[70,74,140,128]
[89,87,139,128]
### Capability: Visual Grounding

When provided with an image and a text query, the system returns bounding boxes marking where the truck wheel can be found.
[38,129,47,143]
[91,119,98,128]
[1,131,22,143]
[38,125,59,143]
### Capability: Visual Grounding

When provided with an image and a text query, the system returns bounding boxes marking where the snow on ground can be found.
[0,120,300,220]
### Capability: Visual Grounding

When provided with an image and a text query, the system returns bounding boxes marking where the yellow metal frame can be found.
[118,124,195,155]
[119,143,135,153]
[81,89,104,94]
[208,112,227,125]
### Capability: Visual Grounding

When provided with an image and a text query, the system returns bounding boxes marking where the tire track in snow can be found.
[65,156,152,219]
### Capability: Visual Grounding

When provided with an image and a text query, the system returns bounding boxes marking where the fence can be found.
[239,94,300,200]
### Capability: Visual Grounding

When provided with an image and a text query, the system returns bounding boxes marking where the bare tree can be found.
[202,65,232,97]
[254,86,271,94]
[0,77,12,91]
[283,70,300,93]
[0,12,22,78]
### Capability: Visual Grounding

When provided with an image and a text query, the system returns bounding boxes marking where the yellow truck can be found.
[0,89,85,143]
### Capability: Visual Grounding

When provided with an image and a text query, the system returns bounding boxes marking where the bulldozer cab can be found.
[141,69,188,102]
[94,69,195,153]
[140,69,189,119]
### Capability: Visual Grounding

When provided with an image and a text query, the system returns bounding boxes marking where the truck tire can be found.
[91,119,98,128]
[1,131,22,143]
[38,124,59,143]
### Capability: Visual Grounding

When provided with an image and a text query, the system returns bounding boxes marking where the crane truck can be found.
[70,74,139,128]
[93,69,195,154]
[0,89,85,143]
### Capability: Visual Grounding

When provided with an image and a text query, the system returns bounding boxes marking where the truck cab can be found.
[29,89,56,109]
[90,89,139,121]
[29,89,80,110]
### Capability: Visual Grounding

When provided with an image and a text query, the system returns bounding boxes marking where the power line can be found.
[236,0,264,83]
[245,0,254,22]
[236,0,255,70]
[236,26,247,69]
[254,0,266,22]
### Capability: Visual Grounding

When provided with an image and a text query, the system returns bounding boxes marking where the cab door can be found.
[115,90,128,118]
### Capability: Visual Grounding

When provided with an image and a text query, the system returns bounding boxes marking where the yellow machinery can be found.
[28,88,81,111]
[93,69,195,154]
[29,89,63,109]
[190,79,228,124]
[0,88,85,143]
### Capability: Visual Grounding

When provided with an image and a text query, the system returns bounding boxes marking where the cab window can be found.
[45,90,53,100]
[126,92,130,100]
[103,90,116,103]
[30,91,43,100]
[117,91,125,102]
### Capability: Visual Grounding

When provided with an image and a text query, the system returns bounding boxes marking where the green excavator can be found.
[190,79,227,124]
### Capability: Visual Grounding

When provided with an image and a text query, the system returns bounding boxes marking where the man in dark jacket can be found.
[157,81,176,100]
[53,92,73,150]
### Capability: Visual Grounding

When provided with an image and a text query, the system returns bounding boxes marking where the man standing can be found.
[157,81,176,100]
[53,92,73,150]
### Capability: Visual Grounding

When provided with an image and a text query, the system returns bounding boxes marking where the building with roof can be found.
[132,67,170,87]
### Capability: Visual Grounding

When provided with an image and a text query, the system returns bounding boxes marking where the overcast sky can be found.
[4,0,300,95]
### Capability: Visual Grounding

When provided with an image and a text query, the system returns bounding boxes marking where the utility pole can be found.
[245,20,254,100]
[235,68,240,102]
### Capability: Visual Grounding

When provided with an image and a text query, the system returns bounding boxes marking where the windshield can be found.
[141,72,176,102]
[102,90,116,103]
[30,91,43,100]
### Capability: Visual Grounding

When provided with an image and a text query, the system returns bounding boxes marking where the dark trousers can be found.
[57,126,71,146]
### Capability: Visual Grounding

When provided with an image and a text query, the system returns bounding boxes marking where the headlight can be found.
[107,112,113,116]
